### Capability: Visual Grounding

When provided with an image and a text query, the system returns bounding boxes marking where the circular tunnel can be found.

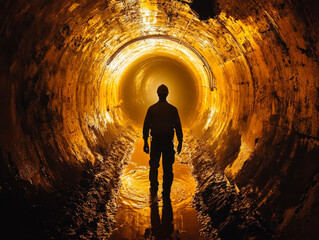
[0,0,319,239]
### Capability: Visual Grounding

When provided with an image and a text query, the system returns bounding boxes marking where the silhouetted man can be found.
[143,84,183,198]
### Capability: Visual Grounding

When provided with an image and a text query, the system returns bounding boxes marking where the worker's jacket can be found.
[143,100,183,142]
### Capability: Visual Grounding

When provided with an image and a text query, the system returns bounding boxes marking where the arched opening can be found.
[0,0,318,239]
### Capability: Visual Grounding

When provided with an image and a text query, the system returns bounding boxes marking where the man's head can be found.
[157,84,169,101]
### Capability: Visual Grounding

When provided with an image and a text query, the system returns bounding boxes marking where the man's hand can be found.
[177,141,182,154]
[143,140,149,154]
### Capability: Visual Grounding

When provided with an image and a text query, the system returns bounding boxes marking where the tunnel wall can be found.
[189,0,319,238]
[0,0,318,239]
[0,0,139,191]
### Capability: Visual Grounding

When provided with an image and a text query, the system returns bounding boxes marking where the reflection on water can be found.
[111,139,203,239]
[147,197,174,239]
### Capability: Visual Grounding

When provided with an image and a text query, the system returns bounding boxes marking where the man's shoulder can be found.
[148,101,177,111]
[167,102,177,109]
[148,103,158,110]
[164,102,178,113]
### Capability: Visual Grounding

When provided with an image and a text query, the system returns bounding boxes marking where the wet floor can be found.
[110,139,203,239]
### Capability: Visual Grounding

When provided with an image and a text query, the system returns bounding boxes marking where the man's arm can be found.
[174,108,183,154]
[143,108,151,153]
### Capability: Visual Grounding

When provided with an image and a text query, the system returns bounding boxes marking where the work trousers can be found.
[149,139,175,194]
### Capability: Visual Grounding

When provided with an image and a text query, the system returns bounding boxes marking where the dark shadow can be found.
[190,0,220,20]
[161,198,174,239]
[144,191,174,239]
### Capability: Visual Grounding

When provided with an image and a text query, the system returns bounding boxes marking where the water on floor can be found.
[110,138,203,239]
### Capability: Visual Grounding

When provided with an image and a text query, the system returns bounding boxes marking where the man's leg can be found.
[149,141,161,192]
[162,141,175,197]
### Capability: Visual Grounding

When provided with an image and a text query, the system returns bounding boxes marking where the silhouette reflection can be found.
[145,190,174,239]
[111,139,201,240]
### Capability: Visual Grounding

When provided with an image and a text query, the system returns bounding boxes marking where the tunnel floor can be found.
[0,135,272,240]
[110,139,203,239]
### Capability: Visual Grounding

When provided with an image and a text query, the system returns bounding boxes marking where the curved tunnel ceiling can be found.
[0,0,319,238]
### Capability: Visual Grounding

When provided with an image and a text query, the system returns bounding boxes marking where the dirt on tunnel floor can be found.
[1,135,272,240]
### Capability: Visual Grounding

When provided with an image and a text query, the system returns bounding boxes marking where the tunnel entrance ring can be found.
[106,35,216,91]
[102,35,215,128]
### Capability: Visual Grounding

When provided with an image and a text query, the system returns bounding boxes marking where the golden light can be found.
[102,36,215,128]
[2,0,319,239]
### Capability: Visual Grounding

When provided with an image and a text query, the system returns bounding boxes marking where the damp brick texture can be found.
[0,0,319,239]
